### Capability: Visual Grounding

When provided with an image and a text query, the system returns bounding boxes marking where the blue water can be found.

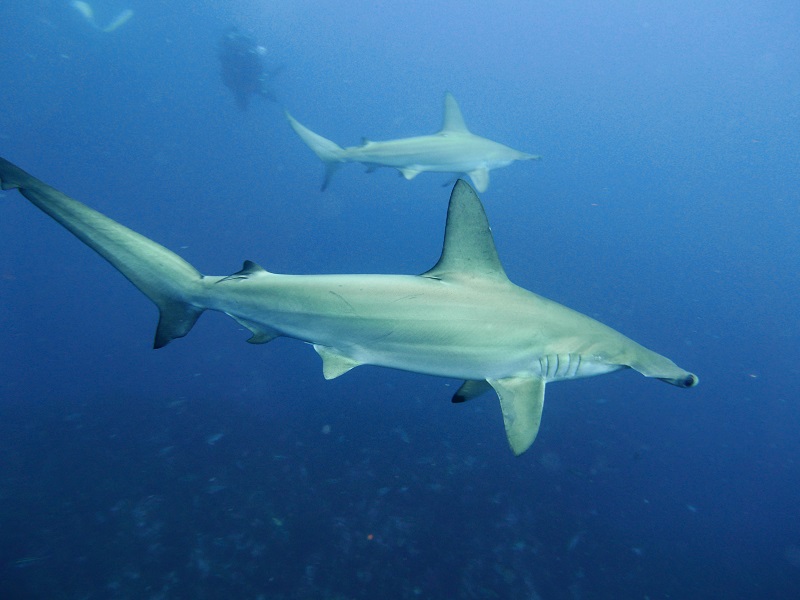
[1,1,799,598]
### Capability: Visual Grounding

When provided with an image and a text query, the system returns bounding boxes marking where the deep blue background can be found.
[1,1,798,598]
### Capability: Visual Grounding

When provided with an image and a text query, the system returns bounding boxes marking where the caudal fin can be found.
[0,157,204,348]
[285,111,345,190]
[70,2,134,33]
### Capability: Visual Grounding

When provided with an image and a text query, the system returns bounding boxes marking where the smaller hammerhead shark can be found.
[286,93,541,192]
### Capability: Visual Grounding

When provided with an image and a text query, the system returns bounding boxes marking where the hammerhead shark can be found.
[286,93,541,192]
[0,158,697,454]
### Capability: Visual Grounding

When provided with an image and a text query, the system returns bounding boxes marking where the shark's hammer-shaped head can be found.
[660,373,700,388]
[432,180,698,455]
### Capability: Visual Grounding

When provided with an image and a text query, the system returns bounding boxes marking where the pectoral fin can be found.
[451,380,492,403]
[488,376,546,455]
[467,168,490,193]
[400,167,422,180]
[313,345,361,379]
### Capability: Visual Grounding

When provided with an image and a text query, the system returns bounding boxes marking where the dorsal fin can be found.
[422,180,508,282]
[217,260,270,283]
[440,92,470,133]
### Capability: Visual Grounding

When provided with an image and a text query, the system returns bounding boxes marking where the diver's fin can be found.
[101,8,134,33]
[70,2,133,33]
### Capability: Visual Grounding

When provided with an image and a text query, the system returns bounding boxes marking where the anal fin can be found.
[228,315,280,344]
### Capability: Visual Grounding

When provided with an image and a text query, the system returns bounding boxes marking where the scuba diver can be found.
[218,27,278,110]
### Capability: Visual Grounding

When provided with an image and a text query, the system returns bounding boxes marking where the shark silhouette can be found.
[286,93,541,192]
[0,158,697,454]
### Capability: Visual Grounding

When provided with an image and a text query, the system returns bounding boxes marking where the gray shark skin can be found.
[286,93,541,192]
[0,158,697,454]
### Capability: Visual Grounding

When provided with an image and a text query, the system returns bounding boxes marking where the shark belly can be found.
[205,273,539,380]
[347,135,496,173]
[202,272,641,384]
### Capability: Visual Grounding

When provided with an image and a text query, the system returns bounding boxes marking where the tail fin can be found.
[70,2,134,33]
[0,157,204,348]
[285,111,345,190]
